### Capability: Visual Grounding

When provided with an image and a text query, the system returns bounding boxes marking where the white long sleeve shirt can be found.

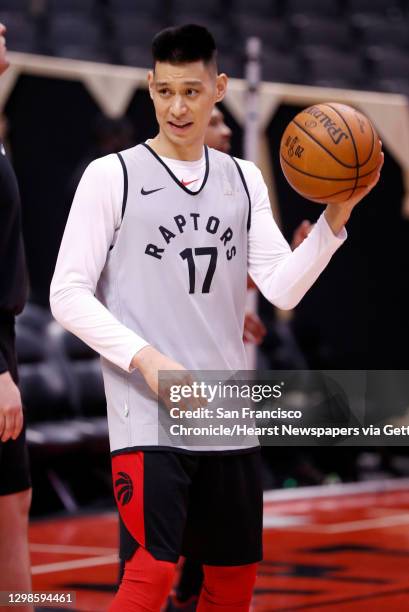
[50,148,346,374]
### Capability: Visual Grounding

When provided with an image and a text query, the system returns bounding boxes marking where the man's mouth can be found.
[168,121,193,132]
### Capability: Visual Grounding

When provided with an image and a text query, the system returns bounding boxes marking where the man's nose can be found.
[171,95,187,117]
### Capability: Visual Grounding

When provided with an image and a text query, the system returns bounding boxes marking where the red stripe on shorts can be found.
[112,452,145,547]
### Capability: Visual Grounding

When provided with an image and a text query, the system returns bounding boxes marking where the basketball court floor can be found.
[30,479,409,610]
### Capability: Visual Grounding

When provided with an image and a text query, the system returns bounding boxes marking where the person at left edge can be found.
[0,22,33,612]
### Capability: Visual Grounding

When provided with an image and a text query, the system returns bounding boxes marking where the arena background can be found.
[3,54,409,369]
[1,1,409,609]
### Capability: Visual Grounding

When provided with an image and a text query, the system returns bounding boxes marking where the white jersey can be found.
[97,144,251,451]
[50,144,347,454]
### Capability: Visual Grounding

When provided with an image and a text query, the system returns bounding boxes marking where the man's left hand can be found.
[324,150,384,235]
[243,312,267,345]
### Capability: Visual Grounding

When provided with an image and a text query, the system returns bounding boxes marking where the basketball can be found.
[280,103,382,204]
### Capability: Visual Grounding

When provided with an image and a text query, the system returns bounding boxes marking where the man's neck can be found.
[148,133,204,161]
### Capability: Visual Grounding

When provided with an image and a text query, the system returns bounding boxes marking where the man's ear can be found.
[215,73,228,103]
[147,70,154,100]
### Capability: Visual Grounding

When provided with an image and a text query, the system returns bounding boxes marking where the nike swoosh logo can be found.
[181,178,199,187]
[141,187,165,195]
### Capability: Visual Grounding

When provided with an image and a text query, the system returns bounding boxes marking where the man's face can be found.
[148,60,226,150]
[0,24,9,76]
[205,107,232,153]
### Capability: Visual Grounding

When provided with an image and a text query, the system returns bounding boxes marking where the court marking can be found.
[32,554,119,575]
[30,543,118,555]
[263,516,310,528]
[271,586,409,610]
[298,512,409,534]
[263,478,409,503]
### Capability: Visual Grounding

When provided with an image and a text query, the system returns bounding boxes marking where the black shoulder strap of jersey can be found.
[116,152,128,221]
[231,156,251,231]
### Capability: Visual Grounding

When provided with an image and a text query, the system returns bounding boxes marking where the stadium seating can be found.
[15,323,83,450]
[0,12,39,54]
[15,304,111,512]
[45,12,109,61]
[283,0,341,18]
[303,48,367,89]
[173,0,224,18]
[233,0,278,18]
[234,16,292,52]
[109,0,164,19]
[292,17,352,51]
[17,303,51,331]
[113,14,168,48]
[346,0,402,18]
[47,0,97,13]
[0,0,29,11]
[369,48,409,82]
[1,0,408,95]
[48,14,102,48]
[50,326,106,419]
[16,305,109,480]
[374,79,409,97]
[120,45,156,69]
[218,53,241,78]
[262,50,303,84]
[354,17,409,48]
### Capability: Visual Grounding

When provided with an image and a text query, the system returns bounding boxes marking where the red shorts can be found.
[111,449,263,566]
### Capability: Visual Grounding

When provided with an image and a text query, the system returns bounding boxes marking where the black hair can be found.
[152,24,217,69]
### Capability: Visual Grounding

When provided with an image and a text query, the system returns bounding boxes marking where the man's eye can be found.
[159,88,170,96]
[186,89,198,96]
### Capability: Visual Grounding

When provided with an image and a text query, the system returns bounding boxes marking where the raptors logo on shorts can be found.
[112,453,145,548]
[115,471,133,505]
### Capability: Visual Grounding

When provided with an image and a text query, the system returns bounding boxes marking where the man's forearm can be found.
[324,203,354,236]
[131,345,154,371]
[249,213,346,310]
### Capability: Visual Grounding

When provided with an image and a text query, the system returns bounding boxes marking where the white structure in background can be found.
[244,37,261,369]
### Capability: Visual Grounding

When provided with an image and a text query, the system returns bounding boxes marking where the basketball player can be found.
[0,23,33,612]
[50,25,382,611]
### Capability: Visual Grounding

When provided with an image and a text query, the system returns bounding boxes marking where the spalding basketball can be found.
[280,103,381,204]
